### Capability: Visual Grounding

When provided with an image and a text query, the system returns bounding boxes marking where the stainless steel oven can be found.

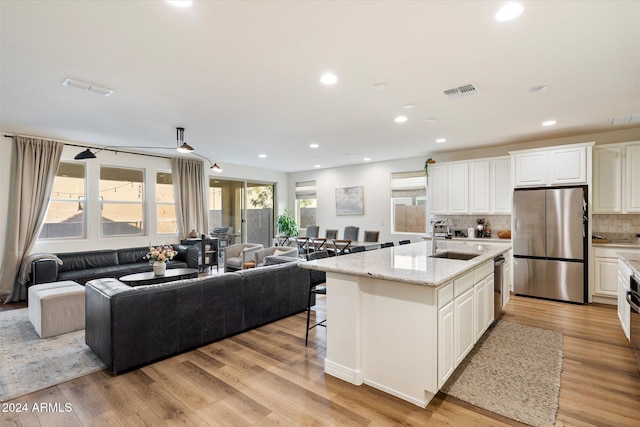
[628,274,640,373]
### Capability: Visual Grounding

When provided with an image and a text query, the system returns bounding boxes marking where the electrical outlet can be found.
[623,223,630,232]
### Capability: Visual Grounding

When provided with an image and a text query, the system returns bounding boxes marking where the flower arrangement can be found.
[145,244,178,263]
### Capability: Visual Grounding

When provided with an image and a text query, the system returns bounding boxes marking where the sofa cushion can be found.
[117,247,149,265]
[58,250,119,272]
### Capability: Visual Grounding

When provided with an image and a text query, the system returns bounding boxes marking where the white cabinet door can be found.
[485,274,495,328]
[474,279,486,342]
[490,158,511,213]
[455,287,475,364]
[449,163,469,213]
[513,151,547,187]
[469,161,490,213]
[593,146,623,213]
[618,270,630,341]
[437,301,455,388]
[594,257,619,297]
[429,165,448,214]
[549,146,587,185]
[626,144,640,212]
[504,250,513,299]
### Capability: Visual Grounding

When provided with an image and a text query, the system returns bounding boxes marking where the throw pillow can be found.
[273,248,288,257]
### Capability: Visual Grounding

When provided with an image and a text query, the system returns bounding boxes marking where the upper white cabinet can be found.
[469,161,490,213]
[593,141,640,213]
[449,163,469,213]
[429,164,448,214]
[490,158,511,214]
[513,151,547,186]
[428,156,511,215]
[626,144,640,212]
[593,146,623,213]
[511,143,593,188]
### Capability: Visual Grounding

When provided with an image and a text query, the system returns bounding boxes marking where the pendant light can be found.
[176,127,194,153]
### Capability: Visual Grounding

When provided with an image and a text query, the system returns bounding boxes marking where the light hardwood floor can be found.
[2,295,639,426]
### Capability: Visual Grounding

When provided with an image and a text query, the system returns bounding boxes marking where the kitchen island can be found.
[300,240,511,407]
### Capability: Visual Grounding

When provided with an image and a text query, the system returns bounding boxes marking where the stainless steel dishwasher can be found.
[494,256,505,321]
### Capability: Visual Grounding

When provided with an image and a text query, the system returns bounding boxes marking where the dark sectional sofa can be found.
[84,256,310,374]
[31,245,199,286]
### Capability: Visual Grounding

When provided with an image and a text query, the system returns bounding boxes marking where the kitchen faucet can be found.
[432,220,450,254]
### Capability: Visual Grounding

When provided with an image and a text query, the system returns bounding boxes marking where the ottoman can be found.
[28,281,85,338]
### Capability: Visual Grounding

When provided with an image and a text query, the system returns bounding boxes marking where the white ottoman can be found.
[28,281,85,338]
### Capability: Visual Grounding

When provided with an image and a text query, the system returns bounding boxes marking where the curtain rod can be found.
[3,133,174,160]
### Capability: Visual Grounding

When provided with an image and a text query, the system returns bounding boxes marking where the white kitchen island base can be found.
[324,272,438,407]
[300,241,510,408]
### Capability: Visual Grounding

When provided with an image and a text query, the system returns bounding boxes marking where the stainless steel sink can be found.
[429,251,480,261]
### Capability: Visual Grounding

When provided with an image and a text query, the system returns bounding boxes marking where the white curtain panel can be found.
[0,136,63,303]
[171,157,208,240]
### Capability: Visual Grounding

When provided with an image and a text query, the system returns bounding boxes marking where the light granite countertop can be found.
[593,242,640,249]
[619,252,640,278]
[300,240,511,287]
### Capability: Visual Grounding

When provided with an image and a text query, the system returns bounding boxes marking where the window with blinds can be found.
[295,180,317,229]
[390,171,427,234]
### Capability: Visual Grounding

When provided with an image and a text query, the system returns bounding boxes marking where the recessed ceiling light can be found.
[320,73,338,85]
[425,117,437,123]
[372,83,387,90]
[495,2,524,21]
[363,157,371,162]
[166,0,192,7]
[436,138,446,143]
[309,143,319,149]
[403,104,415,109]
[528,85,548,93]
[258,154,267,158]
[542,120,557,126]
[394,116,408,123]
[314,164,321,168]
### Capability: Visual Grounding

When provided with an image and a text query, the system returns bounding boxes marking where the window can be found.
[156,172,177,234]
[295,180,316,229]
[390,171,426,234]
[40,162,86,239]
[100,166,145,236]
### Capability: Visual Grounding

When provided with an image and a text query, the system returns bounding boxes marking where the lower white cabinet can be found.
[437,260,496,388]
[455,287,475,365]
[595,256,620,297]
[618,259,632,341]
[437,301,455,388]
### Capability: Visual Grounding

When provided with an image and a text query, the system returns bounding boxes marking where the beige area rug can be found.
[441,321,563,427]
[0,308,106,402]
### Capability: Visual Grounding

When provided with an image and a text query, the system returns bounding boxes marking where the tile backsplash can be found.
[433,215,511,236]
[592,214,640,243]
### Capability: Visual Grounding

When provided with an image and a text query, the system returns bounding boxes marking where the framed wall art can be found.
[335,186,364,215]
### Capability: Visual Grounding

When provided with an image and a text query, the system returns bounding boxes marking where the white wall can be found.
[289,157,426,244]
[0,135,288,256]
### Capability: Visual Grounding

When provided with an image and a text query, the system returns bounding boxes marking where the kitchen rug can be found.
[441,320,563,427]
[0,308,106,402]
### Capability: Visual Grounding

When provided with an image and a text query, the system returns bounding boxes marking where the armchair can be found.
[254,246,298,267]
[223,243,264,272]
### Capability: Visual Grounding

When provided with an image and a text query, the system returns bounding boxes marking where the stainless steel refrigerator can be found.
[512,186,588,303]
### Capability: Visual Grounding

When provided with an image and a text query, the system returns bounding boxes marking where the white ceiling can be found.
[1,1,639,172]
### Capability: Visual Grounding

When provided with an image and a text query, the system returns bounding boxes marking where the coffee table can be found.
[119,268,199,287]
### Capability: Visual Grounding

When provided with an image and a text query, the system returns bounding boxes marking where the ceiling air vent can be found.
[443,83,479,99]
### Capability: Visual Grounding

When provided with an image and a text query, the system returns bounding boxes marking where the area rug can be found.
[441,321,563,427]
[0,308,106,402]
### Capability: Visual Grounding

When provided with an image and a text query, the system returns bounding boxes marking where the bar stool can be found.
[305,250,329,346]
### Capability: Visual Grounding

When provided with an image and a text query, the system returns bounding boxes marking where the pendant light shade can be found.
[74,148,97,160]
[176,127,194,152]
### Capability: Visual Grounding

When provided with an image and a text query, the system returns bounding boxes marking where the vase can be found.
[153,261,166,276]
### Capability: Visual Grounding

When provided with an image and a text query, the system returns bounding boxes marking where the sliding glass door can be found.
[208,178,274,248]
